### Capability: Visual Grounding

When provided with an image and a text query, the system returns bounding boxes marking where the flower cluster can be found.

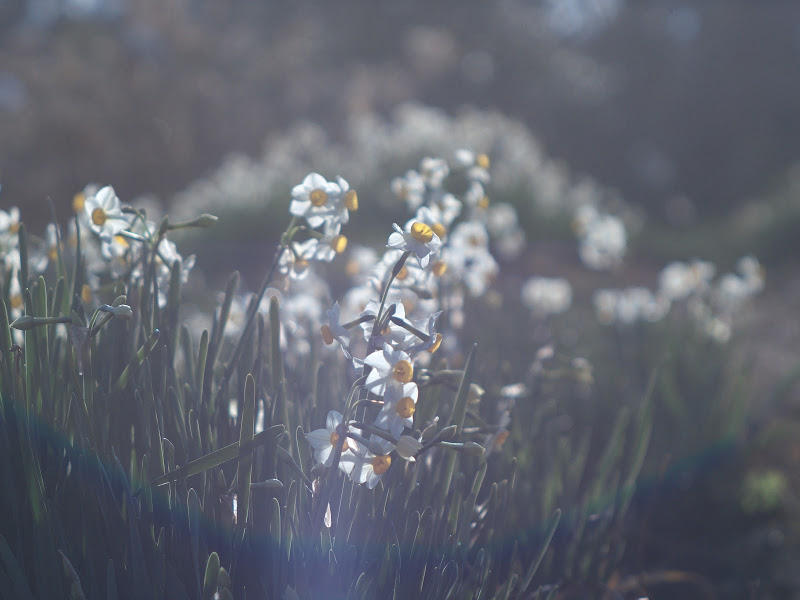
[572,203,627,270]
[280,173,357,279]
[338,153,521,348]
[592,255,765,342]
[170,103,634,240]
[305,151,514,490]
[71,184,195,308]
[521,276,573,317]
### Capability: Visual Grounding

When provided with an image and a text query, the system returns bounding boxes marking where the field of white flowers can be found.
[3,4,800,599]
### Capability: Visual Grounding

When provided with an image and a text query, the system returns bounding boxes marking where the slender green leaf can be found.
[151,424,284,487]
[516,509,561,599]
[201,552,220,600]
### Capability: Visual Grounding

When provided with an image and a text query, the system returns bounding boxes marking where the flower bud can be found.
[193,214,219,228]
[396,436,423,461]
[436,425,458,442]
[461,442,486,457]
[10,315,38,330]
[113,305,133,319]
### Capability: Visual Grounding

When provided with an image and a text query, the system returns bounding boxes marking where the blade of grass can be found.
[151,425,284,487]
[113,329,160,393]
[436,343,476,509]
[516,509,561,599]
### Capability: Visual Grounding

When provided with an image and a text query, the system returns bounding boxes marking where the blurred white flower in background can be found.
[521,276,572,317]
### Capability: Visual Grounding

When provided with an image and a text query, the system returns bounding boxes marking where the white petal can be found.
[307,428,331,451]
[326,410,343,431]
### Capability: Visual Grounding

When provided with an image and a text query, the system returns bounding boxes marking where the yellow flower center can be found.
[392,360,413,384]
[91,207,108,226]
[331,235,348,254]
[410,222,433,244]
[476,153,490,169]
[81,284,92,304]
[427,333,443,354]
[9,222,20,234]
[73,193,85,213]
[345,259,360,277]
[320,324,334,345]
[396,396,416,419]
[329,431,349,452]
[114,234,129,248]
[432,260,447,277]
[294,257,309,272]
[11,293,22,310]
[344,189,358,211]
[48,246,58,261]
[395,266,409,281]
[309,188,328,207]
[431,222,446,240]
[371,455,391,475]
[493,430,510,451]
[478,195,490,210]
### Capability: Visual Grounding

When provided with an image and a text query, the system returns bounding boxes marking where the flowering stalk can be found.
[366,250,411,352]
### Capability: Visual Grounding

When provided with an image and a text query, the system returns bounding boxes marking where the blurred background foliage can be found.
[3,1,800,231]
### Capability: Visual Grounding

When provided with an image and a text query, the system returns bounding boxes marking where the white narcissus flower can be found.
[419,157,449,188]
[279,239,319,280]
[521,277,573,317]
[375,381,418,436]
[358,300,416,349]
[455,148,491,183]
[391,170,426,211]
[363,343,414,397]
[399,311,443,355]
[320,301,352,359]
[289,173,351,228]
[313,221,348,263]
[578,213,627,270]
[306,411,358,475]
[0,206,21,244]
[406,206,450,242]
[84,186,130,240]
[350,436,394,489]
[386,221,441,268]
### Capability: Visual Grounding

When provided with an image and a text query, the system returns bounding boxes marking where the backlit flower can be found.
[350,436,394,489]
[320,301,352,359]
[364,343,414,396]
[306,410,358,475]
[376,381,418,436]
